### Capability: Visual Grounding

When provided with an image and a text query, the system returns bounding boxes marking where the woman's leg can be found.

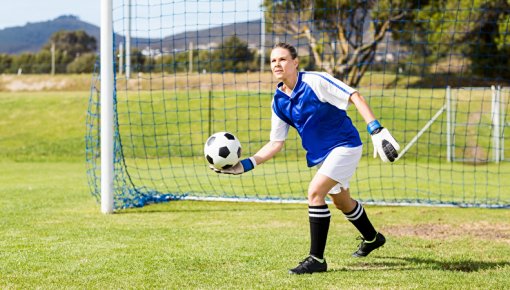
[306,173,338,259]
[328,187,357,212]
[289,172,336,274]
[329,188,377,240]
[329,189,385,257]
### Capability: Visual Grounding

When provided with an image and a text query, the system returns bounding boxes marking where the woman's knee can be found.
[307,174,338,205]
[329,190,355,211]
[330,196,343,209]
[307,187,327,204]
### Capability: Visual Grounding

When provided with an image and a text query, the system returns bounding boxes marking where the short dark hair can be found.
[273,42,298,59]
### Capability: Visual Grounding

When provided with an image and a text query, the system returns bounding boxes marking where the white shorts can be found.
[316,145,363,194]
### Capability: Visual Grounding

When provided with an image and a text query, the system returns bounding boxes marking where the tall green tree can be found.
[212,35,255,72]
[33,50,52,73]
[11,53,36,73]
[264,0,510,84]
[42,30,97,58]
[0,54,13,74]
[66,53,97,74]
[393,0,510,79]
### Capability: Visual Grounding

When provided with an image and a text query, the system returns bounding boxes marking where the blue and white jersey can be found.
[271,71,362,167]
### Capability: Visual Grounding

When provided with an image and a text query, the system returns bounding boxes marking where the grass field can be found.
[1,162,509,288]
[0,80,509,288]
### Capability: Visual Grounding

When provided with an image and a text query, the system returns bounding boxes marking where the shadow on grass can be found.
[115,202,305,214]
[333,256,510,273]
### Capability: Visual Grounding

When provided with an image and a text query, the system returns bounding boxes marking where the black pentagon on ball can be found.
[222,164,233,169]
[206,155,214,165]
[237,147,241,158]
[224,132,235,140]
[206,136,216,146]
[218,146,231,158]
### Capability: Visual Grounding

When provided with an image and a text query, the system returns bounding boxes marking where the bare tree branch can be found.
[265,0,411,85]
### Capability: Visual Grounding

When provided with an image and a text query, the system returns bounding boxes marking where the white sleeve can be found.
[270,110,290,141]
[304,72,357,111]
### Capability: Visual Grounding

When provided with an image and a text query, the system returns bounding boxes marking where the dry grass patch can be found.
[0,74,92,91]
[383,221,510,243]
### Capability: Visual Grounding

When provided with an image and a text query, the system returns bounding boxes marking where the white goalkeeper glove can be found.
[368,120,400,162]
[209,157,257,175]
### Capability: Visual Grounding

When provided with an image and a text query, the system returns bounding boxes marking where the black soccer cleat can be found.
[289,256,327,274]
[352,232,386,257]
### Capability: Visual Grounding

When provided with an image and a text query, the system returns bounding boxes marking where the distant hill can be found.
[0,15,274,55]
[162,20,263,52]
[0,15,100,54]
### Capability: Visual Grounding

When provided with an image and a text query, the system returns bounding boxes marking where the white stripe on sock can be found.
[345,203,364,221]
[309,213,331,218]
[309,208,330,213]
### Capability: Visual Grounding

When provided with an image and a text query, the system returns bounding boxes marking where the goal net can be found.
[86,0,510,210]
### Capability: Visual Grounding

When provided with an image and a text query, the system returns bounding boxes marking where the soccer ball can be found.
[204,132,242,170]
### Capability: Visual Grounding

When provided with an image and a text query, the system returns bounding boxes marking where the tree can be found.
[212,35,255,72]
[42,30,97,58]
[11,53,36,74]
[66,53,97,73]
[472,1,510,78]
[130,49,148,73]
[0,54,13,74]
[263,0,418,86]
[392,0,510,79]
[33,50,52,73]
[264,0,510,85]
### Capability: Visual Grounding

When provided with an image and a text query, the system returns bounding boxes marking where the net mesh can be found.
[86,0,510,209]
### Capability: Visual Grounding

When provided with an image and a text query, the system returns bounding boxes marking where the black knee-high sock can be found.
[308,204,331,259]
[343,201,377,241]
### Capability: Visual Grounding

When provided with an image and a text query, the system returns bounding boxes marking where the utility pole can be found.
[260,9,265,72]
[118,42,124,75]
[125,0,131,79]
[51,42,55,75]
[188,41,193,73]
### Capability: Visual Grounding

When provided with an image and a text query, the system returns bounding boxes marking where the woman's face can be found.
[270,47,298,82]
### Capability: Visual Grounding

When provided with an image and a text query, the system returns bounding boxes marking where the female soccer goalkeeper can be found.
[212,42,400,275]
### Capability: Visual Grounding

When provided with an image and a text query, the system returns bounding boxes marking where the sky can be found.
[0,0,263,35]
[0,0,100,30]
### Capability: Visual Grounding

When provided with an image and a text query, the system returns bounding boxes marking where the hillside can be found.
[161,20,263,51]
[0,15,99,54]
[0,15,268,55]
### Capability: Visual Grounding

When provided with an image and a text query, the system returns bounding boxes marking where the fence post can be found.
[446,86,452,162]
[492,85,501,162]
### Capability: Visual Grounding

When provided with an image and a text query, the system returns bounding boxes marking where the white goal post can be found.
[398,86,506,163]
[445,86,506,163]
[100,0,114,214]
